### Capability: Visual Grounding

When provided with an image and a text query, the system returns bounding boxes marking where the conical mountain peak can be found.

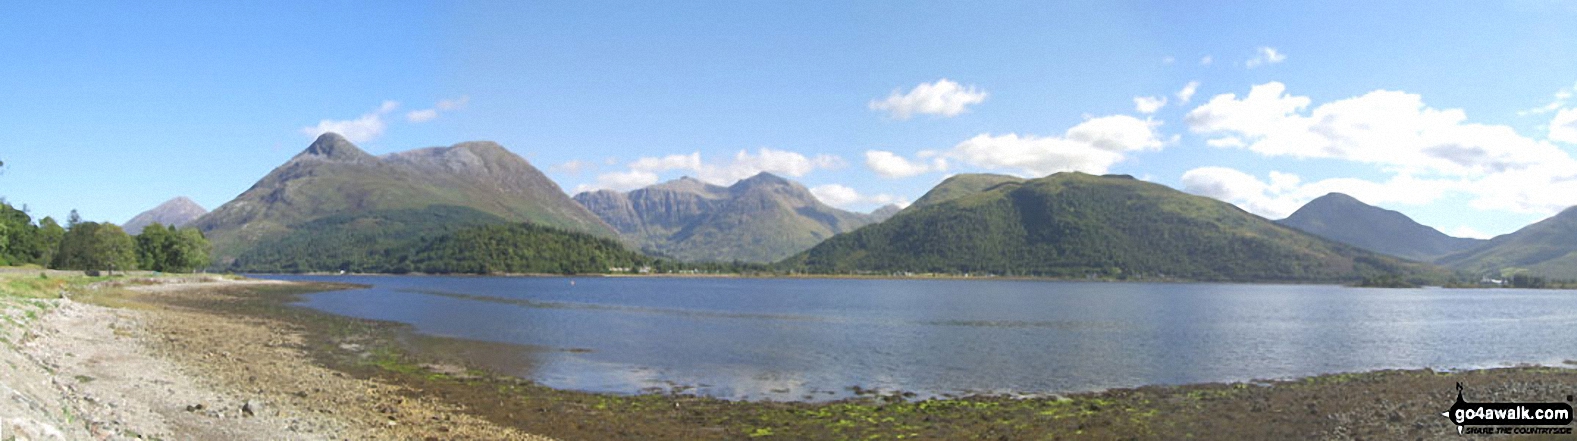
[299,132,373,161]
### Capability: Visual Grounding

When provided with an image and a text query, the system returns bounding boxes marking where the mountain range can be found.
[1271,192,1577,280]
[1275,193,1484,261]
[784,172,1441,283]
[190,133,613,263]
[1436,207,1577,279]
[122,196,207,235]
[574,174,896,263]
[167,131,1577,282]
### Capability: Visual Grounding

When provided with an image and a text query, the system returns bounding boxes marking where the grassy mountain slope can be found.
[1436,207,1577,279]
[907,173,1024,209]
[575,173,878,263]
[784,172,1442,283]
[192,133,614,262]
[1277,193,1483,261]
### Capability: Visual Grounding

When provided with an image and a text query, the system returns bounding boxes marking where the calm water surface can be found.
[260,275,1577,401]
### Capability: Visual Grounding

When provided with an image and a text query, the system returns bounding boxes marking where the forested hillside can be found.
[784,172,1445,283]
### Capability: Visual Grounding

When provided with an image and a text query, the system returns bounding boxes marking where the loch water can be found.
[260,275,1577,401]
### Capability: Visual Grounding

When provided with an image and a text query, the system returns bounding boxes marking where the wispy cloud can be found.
[869,79,988,120]
[1520,81,1575,116]
[1176,81,1201,104]
[1244,47,1286,68]
[1551,108,1577,144]
[406,96,470,123]
[578,148,846,192]
[551,159,596,175]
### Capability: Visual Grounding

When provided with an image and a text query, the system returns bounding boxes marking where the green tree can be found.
[0,220,9,263]
[53,221,137,274]
[0,201,46,266]
[138,224,210,272]
[136,223,173,271]
[170,227,211,272]
[91,223,137,274]
[36,217,64,265]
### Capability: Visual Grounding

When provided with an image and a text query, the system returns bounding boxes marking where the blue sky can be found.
[4,1,1577,238]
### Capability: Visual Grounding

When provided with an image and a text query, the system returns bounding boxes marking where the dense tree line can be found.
[0,202,63,266]
[403,223,654,274]
[135,223,212,272]
[1,201,210,273]
[229,205,772,275]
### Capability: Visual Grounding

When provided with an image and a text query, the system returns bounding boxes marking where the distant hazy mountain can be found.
[868,204,903,223]
[784,172,1441,283]
[123,196,207,235]
[1436,207,1577,279]
[191,133,614,262]
[1277,193,1483,261]
[574,173,881,262]
[907,173,1024,209]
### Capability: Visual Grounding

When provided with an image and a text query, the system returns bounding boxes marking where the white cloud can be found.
[1205,136,1244,148]
[869,79,988,120]
[810,184,911,210]
[1244,46,1286,68]
[943,115,1163,177]
[1180,167,1453,219]
[1162,56,1176,65]
[1063,114,1166,151]
[405,95,470,123]
[552,159,595,174]
[1133,96,1167,114]
[1185,82,1577,215]
[581,148,847,191]
[1187,81,1574,177]
[1176,81,1200,104]
[1181,167,1302,218]
[1448,225,1493,240]
[1199,55,1213,66]
[1551,107,1577,144]
[865,150,945,178]
[300,100,399,143]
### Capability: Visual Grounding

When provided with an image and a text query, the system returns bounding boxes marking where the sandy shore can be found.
[3,273,1576,440]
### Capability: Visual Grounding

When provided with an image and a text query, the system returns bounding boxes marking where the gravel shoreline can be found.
[1,275,551,440]
[4,274,1576,440]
